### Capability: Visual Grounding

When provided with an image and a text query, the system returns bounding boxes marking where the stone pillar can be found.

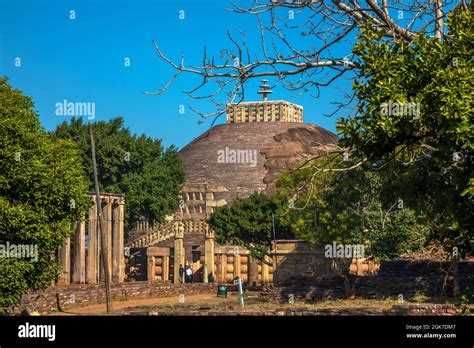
[58,236,71,286]
[234,252,241,279]
[112,198,125,282]
[147,255,155,281]
[215,253,222,283]
[220,254,227,284]
[163,255,170,281]
[100,198,113,282]
[72,219,86,283]
[86,199,98,284]
[248,255,258,286]
[173,221,185,284]
[204,226,215,283]
[262,255,270,285]
[272,253,279,285]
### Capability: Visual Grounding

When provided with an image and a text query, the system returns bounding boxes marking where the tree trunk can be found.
[335,257,356,299]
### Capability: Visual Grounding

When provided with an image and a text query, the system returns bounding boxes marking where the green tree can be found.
[337,7,473,256]
[53,117,186,235]
[276,160,429,297]
[0,77,89,311]
[209,192,293,259]
[279,163,429,259]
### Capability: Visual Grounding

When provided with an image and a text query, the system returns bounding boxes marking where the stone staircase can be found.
[126,220,176,248]
[126,218,210,248]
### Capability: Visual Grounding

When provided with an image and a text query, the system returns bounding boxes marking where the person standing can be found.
[185,264,193,283]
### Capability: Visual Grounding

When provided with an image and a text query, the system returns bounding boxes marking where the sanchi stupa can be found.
[124,81,340,285]
[55,81,343,288]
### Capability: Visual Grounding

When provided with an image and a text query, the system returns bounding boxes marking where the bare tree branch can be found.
[147,0,451,120]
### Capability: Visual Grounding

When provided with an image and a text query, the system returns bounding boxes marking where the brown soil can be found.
[49,292,216,315]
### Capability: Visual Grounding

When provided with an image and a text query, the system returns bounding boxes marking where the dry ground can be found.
[47,291,440,316]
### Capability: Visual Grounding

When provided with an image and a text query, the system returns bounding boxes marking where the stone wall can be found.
[272,240,378,285]
[123,303,472,316]
[262,259,474,301]
[13,282,216,315]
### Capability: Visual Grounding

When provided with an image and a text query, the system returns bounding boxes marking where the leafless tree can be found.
[147,0,454,123]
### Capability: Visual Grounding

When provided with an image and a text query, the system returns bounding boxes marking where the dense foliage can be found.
[53,117,186,233]
[337,7,473,256]
[209,192,293,259]
[277,160,430,261]
[0,77,89,310]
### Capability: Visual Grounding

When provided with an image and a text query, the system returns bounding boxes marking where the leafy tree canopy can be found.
[53,117,186,234]
[277,159,430,261]
[0,77,89,310]
[337,7,473,255]
[209,192,293,259]
[210,157,429,262]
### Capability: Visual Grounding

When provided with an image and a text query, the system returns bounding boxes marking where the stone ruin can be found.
[56,192,125,286]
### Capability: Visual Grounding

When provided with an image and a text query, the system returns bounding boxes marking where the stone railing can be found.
[126,182,225,248]
[226,100,303,123]
[130,219,165,233]
[182,219,209,234]
[126,220,176,248]
[126,218,211,248]
[14,282,216,315]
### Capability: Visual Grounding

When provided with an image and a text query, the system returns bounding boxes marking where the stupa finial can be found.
[257,79,273,102]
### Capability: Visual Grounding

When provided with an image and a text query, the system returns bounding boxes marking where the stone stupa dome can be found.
[179,81,339,207]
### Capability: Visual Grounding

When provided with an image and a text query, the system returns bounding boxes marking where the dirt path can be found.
[49,292,216,315]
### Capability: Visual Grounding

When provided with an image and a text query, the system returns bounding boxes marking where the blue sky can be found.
[0,0,354,149]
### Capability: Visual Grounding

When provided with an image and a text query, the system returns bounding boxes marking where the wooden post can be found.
[99,199,112,282]
[88,124,113,313]
[86,199,98,284]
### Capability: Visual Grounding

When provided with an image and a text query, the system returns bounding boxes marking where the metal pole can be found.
[234,277,244,307]
[88,124,113,313]
[238,278,244,307]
